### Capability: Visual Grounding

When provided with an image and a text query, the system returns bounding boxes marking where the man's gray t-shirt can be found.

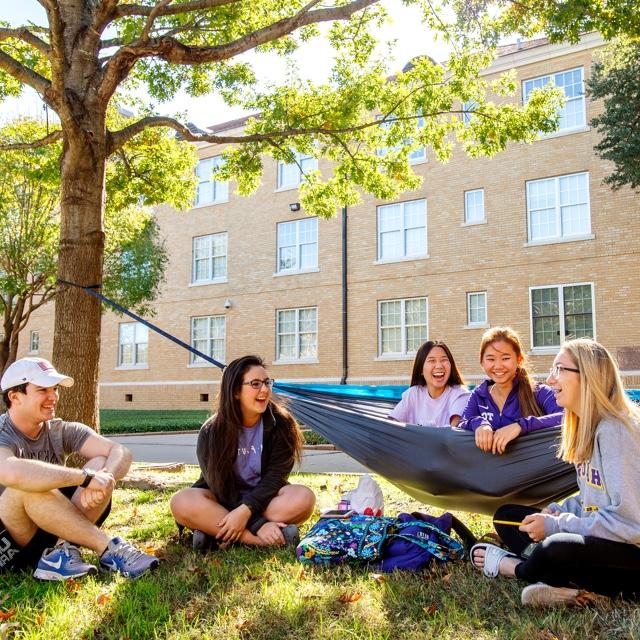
[0,413,93,495]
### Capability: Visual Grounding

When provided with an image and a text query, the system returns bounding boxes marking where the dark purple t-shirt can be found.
[233,418,264,489]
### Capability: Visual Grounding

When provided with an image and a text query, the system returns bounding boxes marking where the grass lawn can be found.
[1,468,638,640]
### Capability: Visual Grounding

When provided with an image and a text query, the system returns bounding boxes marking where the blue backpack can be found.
[296,512,467,570]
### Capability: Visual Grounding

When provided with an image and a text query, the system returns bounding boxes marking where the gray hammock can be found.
[275,383,577,515]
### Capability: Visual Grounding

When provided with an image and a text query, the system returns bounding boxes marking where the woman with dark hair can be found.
[457,326,562,454]
[389,341,470,427]
[170,355,315,550]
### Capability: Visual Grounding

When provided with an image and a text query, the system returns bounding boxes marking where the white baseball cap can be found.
[1,357,74,392]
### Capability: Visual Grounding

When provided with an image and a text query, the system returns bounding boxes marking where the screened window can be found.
[464,189,485,223]
[379,297,428,356]
[523,67,585,132]
[276,307,317,361]
[277,152,317,190]
[195,156,228,206]
[467,292,487,326]
[527,172,590,242]
[530,284,594,348]
[462,100,478,125]
[377,114,426,163]
[29,331,40,353]
[118,322,148,367]
[191,316,225,364]
[277,218,318,273]
[192,233,227,283]
[377,199,427,261]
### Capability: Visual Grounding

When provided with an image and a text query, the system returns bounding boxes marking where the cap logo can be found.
[35,360,53,373]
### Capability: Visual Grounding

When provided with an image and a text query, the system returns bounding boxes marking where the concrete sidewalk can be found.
[107,432,369,474]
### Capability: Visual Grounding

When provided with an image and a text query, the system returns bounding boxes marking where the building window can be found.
[28,331,39,353]
[526,172,590,243]
[191,316,225,364]
[530,283,594,349]
[377,199,427,261]
[379,297,428,356]
[195,156,228,206]
[462,100,478,126]
[523,67,585,133]
[118,322,148,367]
[277,217,318,273]
[377,114,426,163]
[277,152,317,190]
[276,307,317,361]
[467,292,487,326]
[464,189,485,223]
[192,233,227,283]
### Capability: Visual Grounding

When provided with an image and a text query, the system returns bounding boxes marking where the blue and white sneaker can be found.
[33,542,98,581]
[99,537,159,579]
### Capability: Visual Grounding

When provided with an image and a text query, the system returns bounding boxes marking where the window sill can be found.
[528,348,560,356]
[189,278,228,287]
[374,254,429,265]
[272,358,319,365]
[115,365,149,371]
[273,268,319,277]
[536,125,590,141]
[375,354,415,362]
[524,234,594,248]
[409,156,427,166]
[274,184,300,193]
[192,198,230,209]
[461,219,487,227]
[464,323,489,330]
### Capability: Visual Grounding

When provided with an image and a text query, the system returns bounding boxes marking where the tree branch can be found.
[141,0,175,41]
[0,130,63,151]
[113,0,244,20]
[100,0,378,98]
[0,50,50,95]
[0,27,51,56]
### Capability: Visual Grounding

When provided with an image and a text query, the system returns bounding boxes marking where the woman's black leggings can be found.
[494,504,640,599]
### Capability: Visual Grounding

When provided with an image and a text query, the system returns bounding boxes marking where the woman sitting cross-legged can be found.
[470,338,640,606]
[170,355,316,551]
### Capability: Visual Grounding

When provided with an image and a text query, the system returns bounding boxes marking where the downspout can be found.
[340,205,348,385]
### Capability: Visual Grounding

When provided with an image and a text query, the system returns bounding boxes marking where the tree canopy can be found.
[0,0,567,425]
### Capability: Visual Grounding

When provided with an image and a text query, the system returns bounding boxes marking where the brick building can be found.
[21,32,640,409]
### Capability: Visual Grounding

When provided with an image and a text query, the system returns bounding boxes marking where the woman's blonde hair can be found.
[559,338,640,464]
[479,326,543,418]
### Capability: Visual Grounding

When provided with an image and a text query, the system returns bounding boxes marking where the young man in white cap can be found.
[0,357,159,580]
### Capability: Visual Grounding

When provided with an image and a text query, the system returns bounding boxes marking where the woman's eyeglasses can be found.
[549,365,580,378]
[241,378,275,390]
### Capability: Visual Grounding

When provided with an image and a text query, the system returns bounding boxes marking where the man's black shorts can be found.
[0,486,111,572]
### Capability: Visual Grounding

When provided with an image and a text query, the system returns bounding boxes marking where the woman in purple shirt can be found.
[458,327,562,454]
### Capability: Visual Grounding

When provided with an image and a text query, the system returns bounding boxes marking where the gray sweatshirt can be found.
[544,415,640,544]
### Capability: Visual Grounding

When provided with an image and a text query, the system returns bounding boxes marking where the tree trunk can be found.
[53,127,107,431]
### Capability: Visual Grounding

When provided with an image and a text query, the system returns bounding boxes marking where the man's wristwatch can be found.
[80,468,96,488]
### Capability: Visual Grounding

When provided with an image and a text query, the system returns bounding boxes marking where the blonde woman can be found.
[471,339,640,606]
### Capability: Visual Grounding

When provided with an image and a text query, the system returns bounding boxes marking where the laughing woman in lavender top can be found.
[457,327,562,454]
[389,341,470,427]
[170,355,315,551]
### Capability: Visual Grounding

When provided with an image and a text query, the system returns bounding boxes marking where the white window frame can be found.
[464,188,485,224]
[377,297,428,358]
[276,152,318,190]
[376,114,426,164]
[376,199,427,263]
[117,322,148,368]
[28,330,39,354]
[190,315,226,365]
[191,232,228,285]
[466,291,488,327]
[195,156,228,207]
[529,282,595,352]
[275,306,318,363]
[526,172,591,244]
[522,67,586,135]
[276,217,318,274]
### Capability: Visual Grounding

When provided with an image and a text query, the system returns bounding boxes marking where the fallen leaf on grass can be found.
[0,610,15,622]
[0,622,19,640]
[370,573,385,583]
[96,592,112,606]
[539,631,560,640]
[297,567,306,581]
[186,565,205,576]
[236,618,250,630]
[65,580,81,593]
[441,573,452,586]
[143,546,157,556]
[423,604,438,616]
[36,613,45,626]
[338,592,363,603]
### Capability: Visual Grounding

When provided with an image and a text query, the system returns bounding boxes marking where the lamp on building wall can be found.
[289,202,301,212]
[224,298,233,309]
